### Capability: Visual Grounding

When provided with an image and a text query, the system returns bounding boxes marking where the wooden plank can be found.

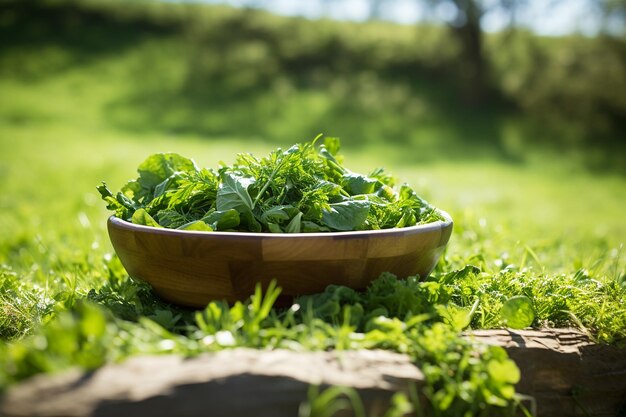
[469,328,626,417]
[0,349,424,417]
[1,329,624,417]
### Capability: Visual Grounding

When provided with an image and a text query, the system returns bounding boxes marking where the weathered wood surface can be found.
[469,328,626,417]
[1,329,625,417]
[0,349,424,417]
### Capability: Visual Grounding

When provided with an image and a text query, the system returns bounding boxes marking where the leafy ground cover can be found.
[0,2,625,415]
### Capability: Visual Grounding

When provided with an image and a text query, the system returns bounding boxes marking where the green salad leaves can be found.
[98,137,443,232]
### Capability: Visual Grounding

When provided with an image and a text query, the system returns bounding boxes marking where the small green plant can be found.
[97,137,443,233]
[0,274,531,415]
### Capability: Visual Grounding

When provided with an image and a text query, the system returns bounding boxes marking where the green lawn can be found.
[1,4,625,415]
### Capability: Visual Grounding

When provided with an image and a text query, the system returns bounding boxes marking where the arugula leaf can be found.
[216,172,255,212]
[285,212,303,233]
[321,200,370,231]
[131,209,161,227]
[201,209,240,230]
[240,210,262,232]
[302,221,330,233]
[153,172,185,199]
[342,172,379,195]
[260,205,292,225]
[97,182,136,220]
[178,220,213,232]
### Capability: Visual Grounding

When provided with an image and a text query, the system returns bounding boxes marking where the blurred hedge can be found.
[1,0,624,169]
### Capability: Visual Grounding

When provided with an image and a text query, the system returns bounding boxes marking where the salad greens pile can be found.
[98,137,443,233]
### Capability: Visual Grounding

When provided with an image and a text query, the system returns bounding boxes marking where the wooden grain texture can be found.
[2,330,624,417]
[107,212,453,307]
[0,349,424,417]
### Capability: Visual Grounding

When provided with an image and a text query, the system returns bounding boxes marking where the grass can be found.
[0,1,625,415]
[1,97,625,413]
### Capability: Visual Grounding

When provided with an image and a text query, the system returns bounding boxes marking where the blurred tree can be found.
[499,0,529,29]
[241,0,267,8]
[595,0,626,35]
[368,0,390,20]
[423,0,489,104]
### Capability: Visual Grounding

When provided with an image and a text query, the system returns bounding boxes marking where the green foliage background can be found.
[1,0,625,169]
[0,0,625,415]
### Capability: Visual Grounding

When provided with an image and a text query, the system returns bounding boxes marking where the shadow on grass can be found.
[0,0,527,166]
[0,0,180,80]
[101,72,523,165]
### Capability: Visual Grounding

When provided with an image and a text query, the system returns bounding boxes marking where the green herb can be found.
[98,137,443,233]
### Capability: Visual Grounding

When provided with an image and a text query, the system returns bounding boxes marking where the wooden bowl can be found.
[107,211,453,308]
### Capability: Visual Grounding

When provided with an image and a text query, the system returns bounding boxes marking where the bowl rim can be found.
[108,208,453,239]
